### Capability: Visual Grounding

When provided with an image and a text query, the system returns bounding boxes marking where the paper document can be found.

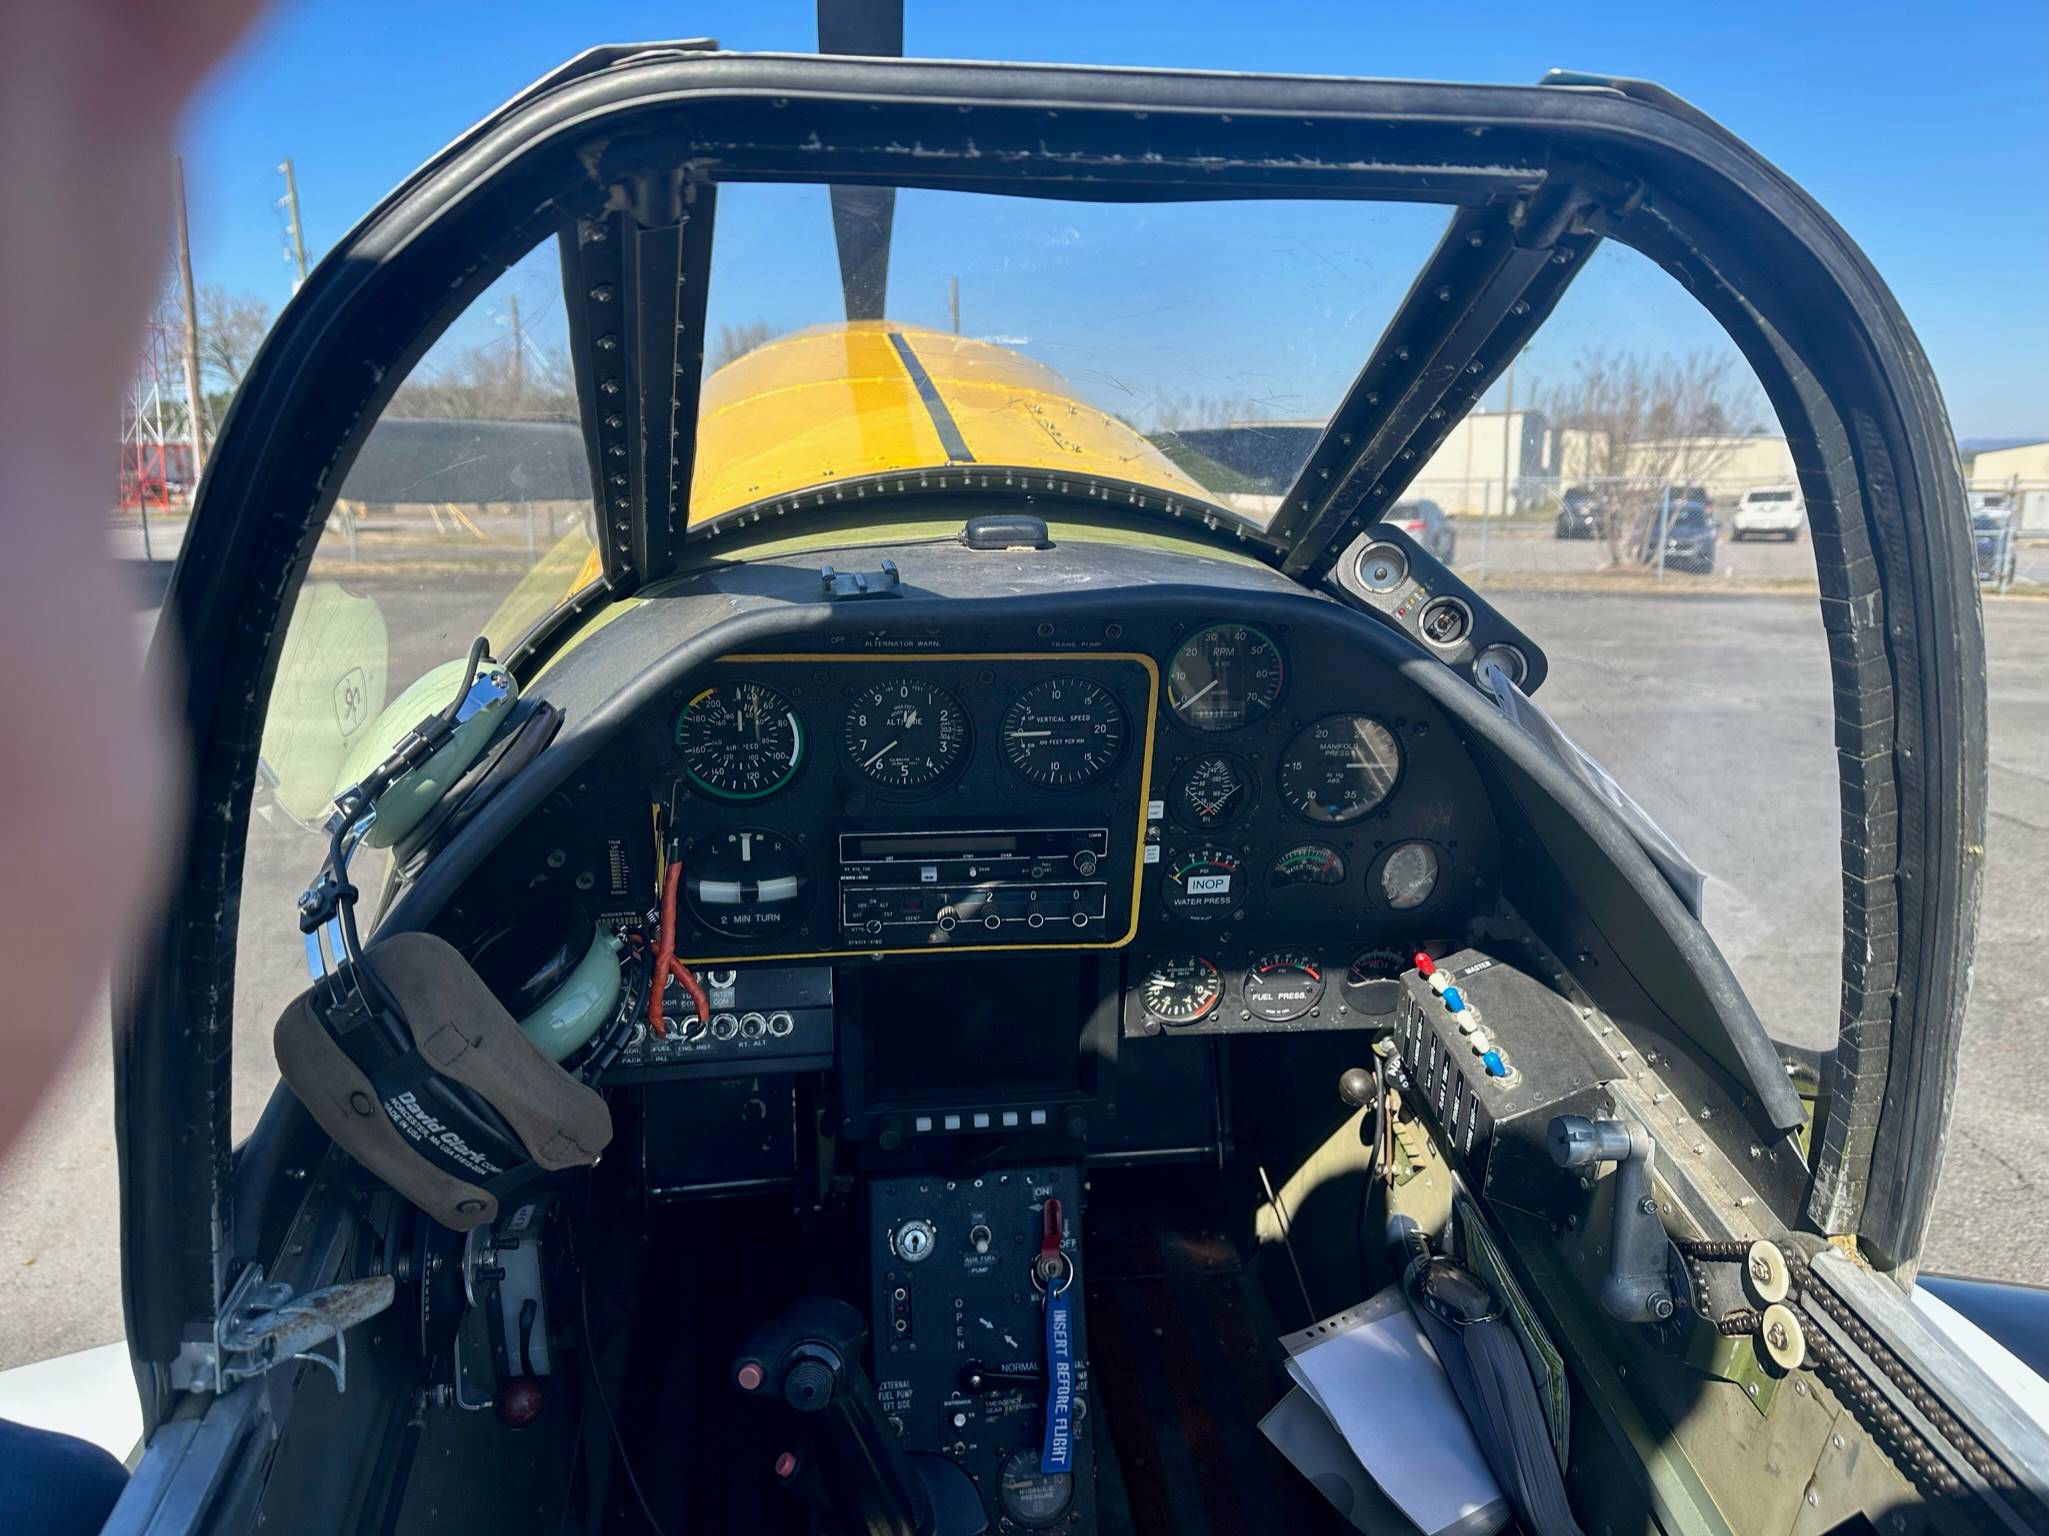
[1259,1385,1419,1534]
[1279,1288,1508,1536]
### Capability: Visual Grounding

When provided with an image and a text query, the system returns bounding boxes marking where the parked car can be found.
[1659,484,1711,516]
[1973,509,2017,585]
[1391,498,1456,563]
[1553,484,1609,539]
[1731,484,1805,541]
[1647,499,1718,573]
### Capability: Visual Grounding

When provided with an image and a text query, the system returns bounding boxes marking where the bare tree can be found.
[194,285,275,431]
[1147,392,1270,432]
[1534,348,1768,564]
[197,285,273,389]
[385,339,576,420]
[710,321,779,370]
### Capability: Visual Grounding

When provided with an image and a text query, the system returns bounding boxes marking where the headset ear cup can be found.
[274,990,499,1230]
[274,933,611,1231]
[372,933,613,1169]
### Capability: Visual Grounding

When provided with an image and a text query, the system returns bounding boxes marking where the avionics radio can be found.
[836,826,1127,949]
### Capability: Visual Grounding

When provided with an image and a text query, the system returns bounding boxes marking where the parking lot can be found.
[0,532,2040,1371]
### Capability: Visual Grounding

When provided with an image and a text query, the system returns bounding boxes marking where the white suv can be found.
[1731,485,1804,541]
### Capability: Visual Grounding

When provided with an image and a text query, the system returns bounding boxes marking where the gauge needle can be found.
[863,740,900,769]
[1011,730,1053,738]
[1174,678,1221,709]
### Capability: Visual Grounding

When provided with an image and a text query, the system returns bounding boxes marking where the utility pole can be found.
[1483,360,1514,583]
[949,275,960,335]
[173,155,208,480]
[508,291,525,398]
[279,158,309,287]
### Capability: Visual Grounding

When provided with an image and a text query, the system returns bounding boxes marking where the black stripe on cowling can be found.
[886,331,976,464]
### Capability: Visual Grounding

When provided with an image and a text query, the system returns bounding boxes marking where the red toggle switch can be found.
[1033,1197,1071,1291]
[1413,951,1435,977]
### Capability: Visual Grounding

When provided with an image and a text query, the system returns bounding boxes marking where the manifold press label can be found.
[1041,1285,1075,1475]
[383,1091,506,1180]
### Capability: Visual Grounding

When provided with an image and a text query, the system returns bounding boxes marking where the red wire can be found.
[647,858,710,1039]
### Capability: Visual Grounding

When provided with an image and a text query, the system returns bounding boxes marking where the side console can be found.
[1392,948,1612,1219]
[868,1166,1095,1532]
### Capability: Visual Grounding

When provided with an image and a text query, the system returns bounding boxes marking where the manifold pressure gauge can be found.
[1139,956,1223,1025]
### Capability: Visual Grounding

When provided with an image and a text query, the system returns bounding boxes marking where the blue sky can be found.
[182,0,2047,438]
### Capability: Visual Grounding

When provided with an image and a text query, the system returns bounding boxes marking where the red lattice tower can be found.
[119,283,196,511]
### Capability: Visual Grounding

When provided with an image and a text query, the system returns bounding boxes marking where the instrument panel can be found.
[472,599,1501,1022]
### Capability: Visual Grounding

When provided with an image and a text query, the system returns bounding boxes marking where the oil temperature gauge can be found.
[1242,952,1325,1023]
[1138,956,1223,1025]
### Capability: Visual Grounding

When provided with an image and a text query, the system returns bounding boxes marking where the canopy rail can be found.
[560,178,718,592]
[1271,183,1613,582]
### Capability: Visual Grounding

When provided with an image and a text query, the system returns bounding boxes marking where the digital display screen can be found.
[855,956,1101,1104]
[851,833,1019,860]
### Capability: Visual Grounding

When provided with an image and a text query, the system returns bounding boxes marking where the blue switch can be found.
[1443,986,1466,1013]
[1481,1049,1508,1078]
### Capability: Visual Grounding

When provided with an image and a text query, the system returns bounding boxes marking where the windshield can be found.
[694,184,1448,527]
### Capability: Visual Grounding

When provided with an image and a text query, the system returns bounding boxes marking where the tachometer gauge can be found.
[1160,845,1244,922]
[843,678,970,791]
[674,681,804,801]
[1268,841,1348,888]
[1243,952,1324,1022]
[1171,753,1252,829]
[1277,714,1401,824]
[1375,840,1443,909]
[1166,623,1285,731]
[1139,956,1223,1025]
[1000,677,1127,788]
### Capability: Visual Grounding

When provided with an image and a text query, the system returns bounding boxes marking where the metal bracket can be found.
[182,1264,396,1394]
[820,560,902,600]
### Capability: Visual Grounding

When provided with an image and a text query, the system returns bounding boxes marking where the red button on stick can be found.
[1413,952,1435,977]
[774,1451,799,1481]
[736,1361,765,1391]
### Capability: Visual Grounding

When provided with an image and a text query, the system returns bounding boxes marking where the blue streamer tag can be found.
[1041,1283,1076,1475]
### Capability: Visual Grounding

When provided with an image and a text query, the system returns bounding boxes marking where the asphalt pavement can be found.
[0,554,2040,1371]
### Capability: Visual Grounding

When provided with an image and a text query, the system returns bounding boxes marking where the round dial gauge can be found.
[1344,946,1409,1016]
[1277,714,1402,825]
[1166,623,1285,732]
[1000,677,1127,789]
[1139,956,1224,1025]
[1376,840,1443,910]
[1160,845,1244,923]
[842,678,970,791]
[1171,753,1253,829]
[1268,841,1348,889]
[675,681,804,801]
[683,828,809,941]
[998,1447,1074,1528]
[1243,952,1325,1023]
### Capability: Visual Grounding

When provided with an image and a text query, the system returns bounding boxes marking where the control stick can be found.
[733,1298,986,1536]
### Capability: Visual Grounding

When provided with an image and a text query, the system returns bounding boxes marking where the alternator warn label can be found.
[383,1091,505,1180]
